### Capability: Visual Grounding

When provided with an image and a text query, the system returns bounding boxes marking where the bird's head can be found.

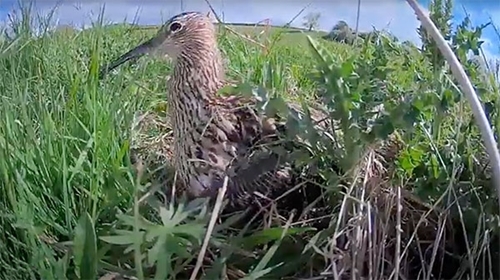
[99,11,218,78]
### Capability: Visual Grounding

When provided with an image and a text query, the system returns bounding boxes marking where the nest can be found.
[126,109,468,279]
[324,135,466,279]
[128,109,179,192]
[128,108,330,228]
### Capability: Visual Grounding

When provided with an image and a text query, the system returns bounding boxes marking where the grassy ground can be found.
[135,22,329,47]
[1,8,500,280]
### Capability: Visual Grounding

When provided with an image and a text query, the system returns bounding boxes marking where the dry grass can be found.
[128,101,465,278]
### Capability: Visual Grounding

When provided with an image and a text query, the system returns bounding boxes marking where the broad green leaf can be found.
[154,238,173,280]
[159,206,173,226]
[100,230,144,245]
[147,233,166,266]
[430,153,440,179]
[265,96,288,117]
[117,213,156,229]
[73,212,97,280]
[242,265,281,280]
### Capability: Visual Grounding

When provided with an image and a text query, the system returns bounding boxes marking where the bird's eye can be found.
[169,22,182,32]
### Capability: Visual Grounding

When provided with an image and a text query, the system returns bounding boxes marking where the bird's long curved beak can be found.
[98,35,162,79]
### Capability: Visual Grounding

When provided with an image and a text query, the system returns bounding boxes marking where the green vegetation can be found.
[0,0,500,279]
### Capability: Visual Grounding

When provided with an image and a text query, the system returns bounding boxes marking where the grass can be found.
[132,22,329,46]
[1,4,500,280]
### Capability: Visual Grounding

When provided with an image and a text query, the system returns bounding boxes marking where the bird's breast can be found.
[166,81,273,197]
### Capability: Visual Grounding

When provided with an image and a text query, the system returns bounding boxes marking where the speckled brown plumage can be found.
[99,11,328,208]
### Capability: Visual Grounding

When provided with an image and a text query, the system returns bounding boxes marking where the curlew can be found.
[99,11,328,209]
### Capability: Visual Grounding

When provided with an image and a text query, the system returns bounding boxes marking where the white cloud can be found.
[482,37,498,58]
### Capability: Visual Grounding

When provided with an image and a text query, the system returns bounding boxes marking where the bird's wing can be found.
[199,95,322,206]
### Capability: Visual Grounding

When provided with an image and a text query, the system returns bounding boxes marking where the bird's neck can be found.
[168,45,226,185]
[168,45,225,135]
[172,46,225,99]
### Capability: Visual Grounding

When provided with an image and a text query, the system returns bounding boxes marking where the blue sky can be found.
[0,0,499,59]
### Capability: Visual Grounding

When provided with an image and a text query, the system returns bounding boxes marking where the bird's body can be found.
[100,12,323,206]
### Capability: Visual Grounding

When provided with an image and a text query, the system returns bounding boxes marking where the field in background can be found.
[76,22,330,48]
[1,3,500,280]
